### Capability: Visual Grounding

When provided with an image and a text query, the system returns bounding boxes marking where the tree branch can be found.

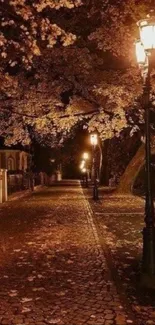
[1,105,99,119]
[1,106,37,118]
[59,109,99,118]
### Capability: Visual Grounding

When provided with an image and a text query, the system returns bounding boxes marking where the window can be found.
[7,157,15,171]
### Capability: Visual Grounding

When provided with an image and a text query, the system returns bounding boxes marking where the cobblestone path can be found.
[0,181,136,325]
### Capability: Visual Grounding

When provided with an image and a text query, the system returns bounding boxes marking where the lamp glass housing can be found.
[138,18,155,50]
[90,134,98,146]
[135,40,146,64]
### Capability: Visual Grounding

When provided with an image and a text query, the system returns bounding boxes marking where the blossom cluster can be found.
[0,0,81,68]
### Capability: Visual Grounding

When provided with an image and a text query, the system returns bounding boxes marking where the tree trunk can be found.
[116,144,145,194]
[100,139,110,185]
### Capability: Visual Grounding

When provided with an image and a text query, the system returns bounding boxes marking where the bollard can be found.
[0,169,8,203]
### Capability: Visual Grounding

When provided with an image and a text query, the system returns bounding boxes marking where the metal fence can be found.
[7,172,41,195]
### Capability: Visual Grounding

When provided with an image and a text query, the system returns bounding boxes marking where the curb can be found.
[8,185,46,201]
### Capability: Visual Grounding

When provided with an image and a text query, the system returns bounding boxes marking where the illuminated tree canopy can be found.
[0,0,81,68]
[0,0,154,146]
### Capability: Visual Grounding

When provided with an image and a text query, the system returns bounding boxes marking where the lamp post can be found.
[136,16,155,287]
[81,167,87,187]
[90,133,99,200]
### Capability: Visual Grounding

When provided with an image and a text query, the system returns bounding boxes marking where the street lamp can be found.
[83,152,89,160]
[80,161,86,186]
[136,16,155,287]
[83,152,89,187]
[90,133,99,200]
[80,166,87,187]
[80,160,85,170]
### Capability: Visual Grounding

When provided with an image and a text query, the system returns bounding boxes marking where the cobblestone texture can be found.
[0,181,136,325]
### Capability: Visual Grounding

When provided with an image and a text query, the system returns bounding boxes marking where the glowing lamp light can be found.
[135,40,146,64]
[83,152,89,160]
[82,167,86,173]
[90,133,98,146]
[80,160,85,170]
[138,17,155,51]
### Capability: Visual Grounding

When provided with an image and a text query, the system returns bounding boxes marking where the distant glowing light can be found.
[80,160,85,169]
[83,152,89,160]
[90,133,98,146]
